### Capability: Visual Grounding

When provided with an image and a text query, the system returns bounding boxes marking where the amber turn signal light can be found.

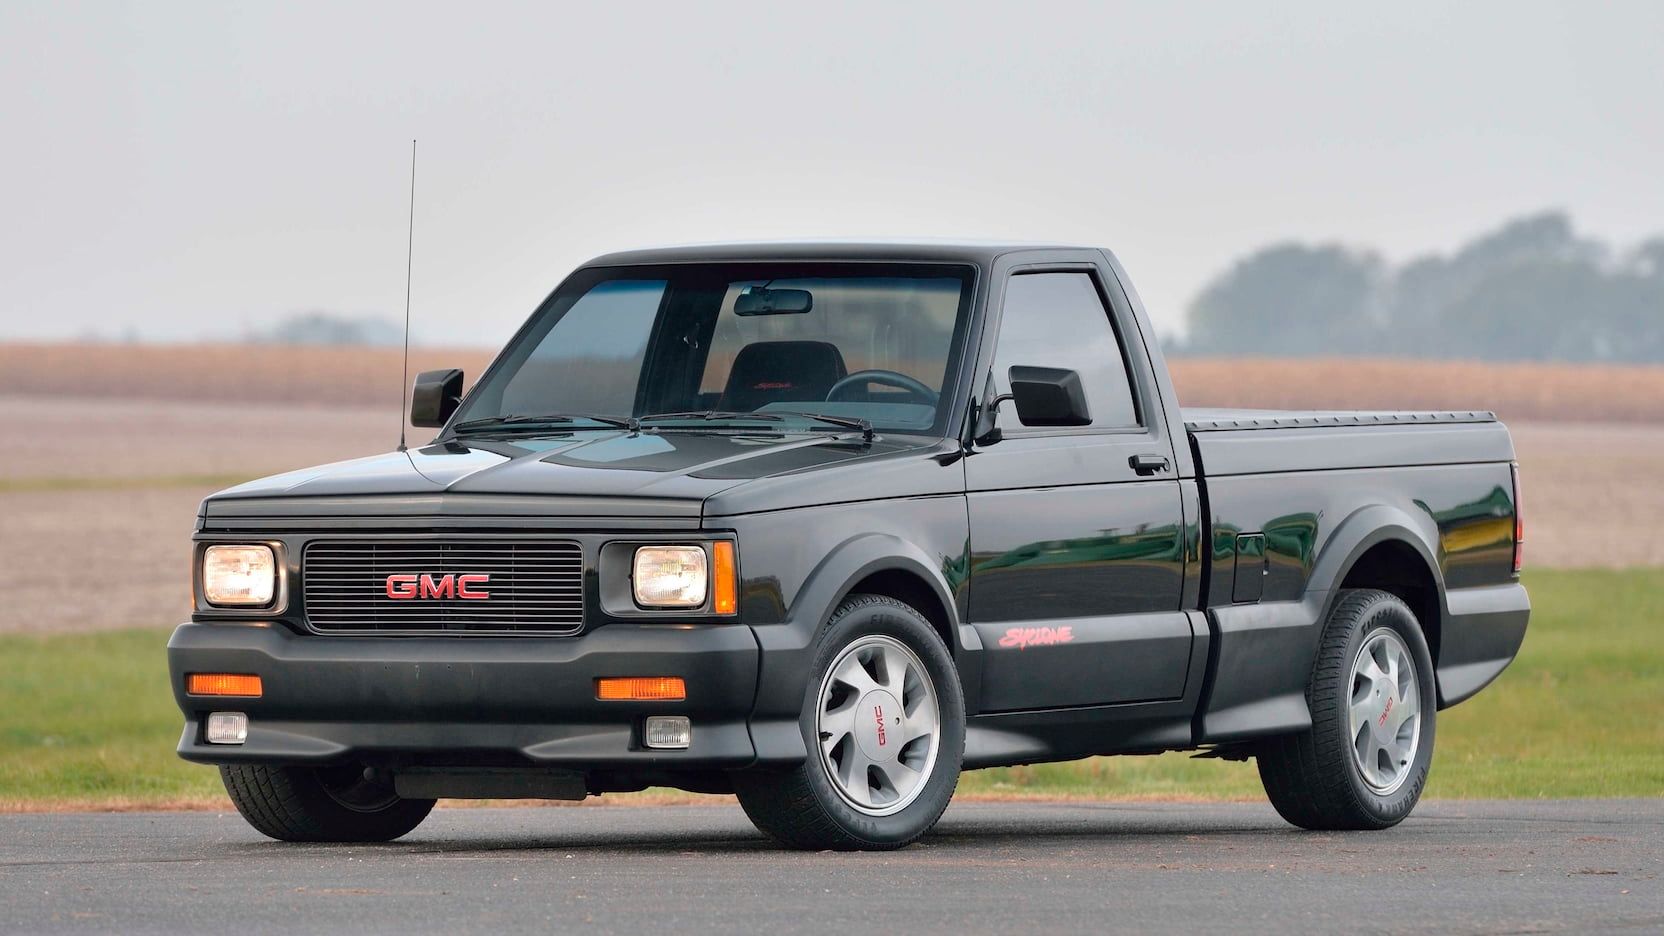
[596,676,686,701]
[187,673,263,697]
[712,541,738,616]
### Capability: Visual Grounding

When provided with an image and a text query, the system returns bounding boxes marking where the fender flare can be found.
[1307,503,1448,645]
[785,531,965,649]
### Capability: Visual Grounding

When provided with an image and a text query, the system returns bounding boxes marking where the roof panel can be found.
[581,240,1093,267]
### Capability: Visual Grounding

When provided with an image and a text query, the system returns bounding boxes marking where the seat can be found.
[718,341,848,412]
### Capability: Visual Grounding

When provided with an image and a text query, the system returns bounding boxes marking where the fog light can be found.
[644,715,691,750]
[206,712,248,745]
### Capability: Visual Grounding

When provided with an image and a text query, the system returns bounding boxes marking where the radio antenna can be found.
[397,139,416,452]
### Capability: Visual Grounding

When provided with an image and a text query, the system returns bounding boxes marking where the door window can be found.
[992,272,1140,429]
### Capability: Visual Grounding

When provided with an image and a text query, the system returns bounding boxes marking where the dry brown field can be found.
[7,342,1664,423]
[0,342,495,408]
[1170,356,1664,423]
[3,343,1661,634]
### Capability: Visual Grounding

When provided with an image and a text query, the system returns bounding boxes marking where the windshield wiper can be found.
[638,409,871,440]
[766,410,874,441]
[451,413,639,434]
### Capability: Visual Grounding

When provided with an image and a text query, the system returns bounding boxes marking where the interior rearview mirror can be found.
[410,368,464,428]
[735,285,813,315]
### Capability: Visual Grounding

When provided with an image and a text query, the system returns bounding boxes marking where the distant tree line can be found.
[250,311,404,347]
[1178,212,1664,363]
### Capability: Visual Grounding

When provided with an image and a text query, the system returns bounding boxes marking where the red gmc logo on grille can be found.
[385,573,491,600]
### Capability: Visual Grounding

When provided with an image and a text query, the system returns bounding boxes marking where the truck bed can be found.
[1181,406,1524,737]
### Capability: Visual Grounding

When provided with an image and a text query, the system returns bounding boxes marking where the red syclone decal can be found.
[385,573,491,600]
[998,625,1075,650]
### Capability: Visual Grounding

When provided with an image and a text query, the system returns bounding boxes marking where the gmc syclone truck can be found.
[169,243,1529,850]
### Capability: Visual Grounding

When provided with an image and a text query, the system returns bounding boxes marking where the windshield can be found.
[451,263,976,436]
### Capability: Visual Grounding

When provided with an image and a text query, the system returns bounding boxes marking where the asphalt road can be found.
[2,800,1659,934]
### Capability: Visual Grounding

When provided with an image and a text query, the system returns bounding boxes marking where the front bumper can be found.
[167,621,761,770]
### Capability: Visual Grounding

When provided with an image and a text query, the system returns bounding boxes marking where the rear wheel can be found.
[1257,588,1437,830]
[220,763,435,842]
[734,594,964,850]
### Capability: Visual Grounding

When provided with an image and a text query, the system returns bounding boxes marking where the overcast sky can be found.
[1,1,1659,347]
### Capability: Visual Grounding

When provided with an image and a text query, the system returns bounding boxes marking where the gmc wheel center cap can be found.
[1368,678,1398,742]
[855,689,903,761]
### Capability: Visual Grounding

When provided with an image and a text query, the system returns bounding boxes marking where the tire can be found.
[1257,588,1437,830]
[734,594,965,850]
[220,763,435,843]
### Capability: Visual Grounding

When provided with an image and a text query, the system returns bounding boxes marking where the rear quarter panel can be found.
[1194,420,1527,742]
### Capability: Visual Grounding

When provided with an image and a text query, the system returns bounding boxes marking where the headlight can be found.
[202,545,277,607]
[632,546,708,608]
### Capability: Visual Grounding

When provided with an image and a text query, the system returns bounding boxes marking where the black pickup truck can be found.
[169,242,1529,850]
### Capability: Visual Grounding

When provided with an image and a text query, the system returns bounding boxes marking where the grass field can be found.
[2,569,1657,811]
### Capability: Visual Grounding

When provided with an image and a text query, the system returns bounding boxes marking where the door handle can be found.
[1130,453,1170,476]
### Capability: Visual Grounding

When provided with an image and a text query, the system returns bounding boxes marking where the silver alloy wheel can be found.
[815,634,941,817]
[1348,627,1423,795]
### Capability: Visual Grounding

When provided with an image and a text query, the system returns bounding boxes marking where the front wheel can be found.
[734,594,964,850]
[1257,588,1437,830]
[220,763,435,842]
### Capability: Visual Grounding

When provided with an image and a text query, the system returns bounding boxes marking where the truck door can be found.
[965,262,1191,712]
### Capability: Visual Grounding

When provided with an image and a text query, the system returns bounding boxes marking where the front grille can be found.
[302,540,584,634]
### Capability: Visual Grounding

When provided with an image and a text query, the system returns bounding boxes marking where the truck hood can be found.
[201,429,947,521]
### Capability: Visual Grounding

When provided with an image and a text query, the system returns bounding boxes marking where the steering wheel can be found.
[825,369,940,405]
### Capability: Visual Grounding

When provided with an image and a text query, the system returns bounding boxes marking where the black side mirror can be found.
[410,368,464,428]
[1007,366,1091,427]
[971,366,1091,446]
